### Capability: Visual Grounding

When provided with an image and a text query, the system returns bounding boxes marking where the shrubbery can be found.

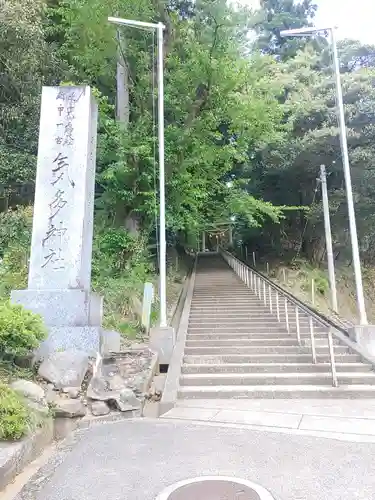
[0,383,31,440]
[0,302,47,360]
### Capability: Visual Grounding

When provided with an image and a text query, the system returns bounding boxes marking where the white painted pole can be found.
[320,164,338,313]
[280,25,367,325]
[330,29,367,325]
[108,17,167,327]
[252,252,256,267]
[157,22,167,327]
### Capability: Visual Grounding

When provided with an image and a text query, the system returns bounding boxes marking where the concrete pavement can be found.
[15,417,375,500]
[162,399,375,442]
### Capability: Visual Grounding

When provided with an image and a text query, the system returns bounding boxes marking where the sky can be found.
[243,0,375,44]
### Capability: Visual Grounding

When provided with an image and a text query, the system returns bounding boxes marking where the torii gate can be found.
[200,221,233,251]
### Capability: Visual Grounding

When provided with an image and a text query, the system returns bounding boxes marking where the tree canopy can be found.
[2,0,375,270]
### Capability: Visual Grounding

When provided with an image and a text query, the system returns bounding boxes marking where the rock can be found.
[90,401,110,416]
[108,374,126,392]
[117,388,141,412]
[62,387,80,399]
[53,398,86,418]
[11,379,45,403]
[86,376,109,401]
[11,379,49,415]
[87,377,141,412]
[45,387,58,405]
[38,351,89,390]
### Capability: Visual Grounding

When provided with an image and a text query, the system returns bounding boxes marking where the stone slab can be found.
[175,399,375,419]
[299,415,375,436]
[37,326,100,358]
[150,326,175,365]
[162,407,219,421]
[211,409,302,429]
[11,289,90,327]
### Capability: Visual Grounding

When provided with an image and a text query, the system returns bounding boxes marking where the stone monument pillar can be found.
[12,86,102,356]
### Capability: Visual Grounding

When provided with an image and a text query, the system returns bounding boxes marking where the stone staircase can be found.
[177,253,375,400]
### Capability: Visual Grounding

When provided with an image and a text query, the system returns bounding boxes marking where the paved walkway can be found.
[162,399,375,442]
[13,417,375,500]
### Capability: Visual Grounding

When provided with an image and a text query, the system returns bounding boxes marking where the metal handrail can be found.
[234,250,354,336]
[219,247,338,387]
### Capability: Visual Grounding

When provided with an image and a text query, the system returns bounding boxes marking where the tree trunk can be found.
[116,31,130,127]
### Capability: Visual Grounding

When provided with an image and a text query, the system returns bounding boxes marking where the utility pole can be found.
[320,165,338,313]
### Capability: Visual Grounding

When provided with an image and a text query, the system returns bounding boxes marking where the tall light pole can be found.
[108,17,168,328]
[280,26,367,325]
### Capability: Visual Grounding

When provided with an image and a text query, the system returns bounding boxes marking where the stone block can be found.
[349,325,375,356]
[37,327,100,358]
[10,86,102,358]
[150,326,175,365]
[27,86,97,292]
[11,289,90,327]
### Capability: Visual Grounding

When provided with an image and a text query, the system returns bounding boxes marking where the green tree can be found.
[0,0,58,204]
[253,0,318,59]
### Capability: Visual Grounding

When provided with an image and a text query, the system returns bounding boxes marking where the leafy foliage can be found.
[0,382,31,440]
[0,302,47,360]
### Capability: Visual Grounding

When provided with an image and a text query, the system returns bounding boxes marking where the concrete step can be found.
[183,353,361,364]
[187,333,331,340]
[184,345,350,355]
[177,385,375,399]
[193,292,254,294]
[179,372,375,386]
[187,325,328,334]
[189,315,314,322]
[185,338,339,348]
[182,362,372,374]
[189,307,279,313]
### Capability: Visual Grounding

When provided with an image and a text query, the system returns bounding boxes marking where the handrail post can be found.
[268,285,273,313]
[309,316,317,364]
[276,291,280,322]
[295,307,301,345]
[263,281,267,306]
[328,329,338,387]
[250,270,253,290]
[258,277,261,300]
[284,298,290,334]
[254,272,257,295]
